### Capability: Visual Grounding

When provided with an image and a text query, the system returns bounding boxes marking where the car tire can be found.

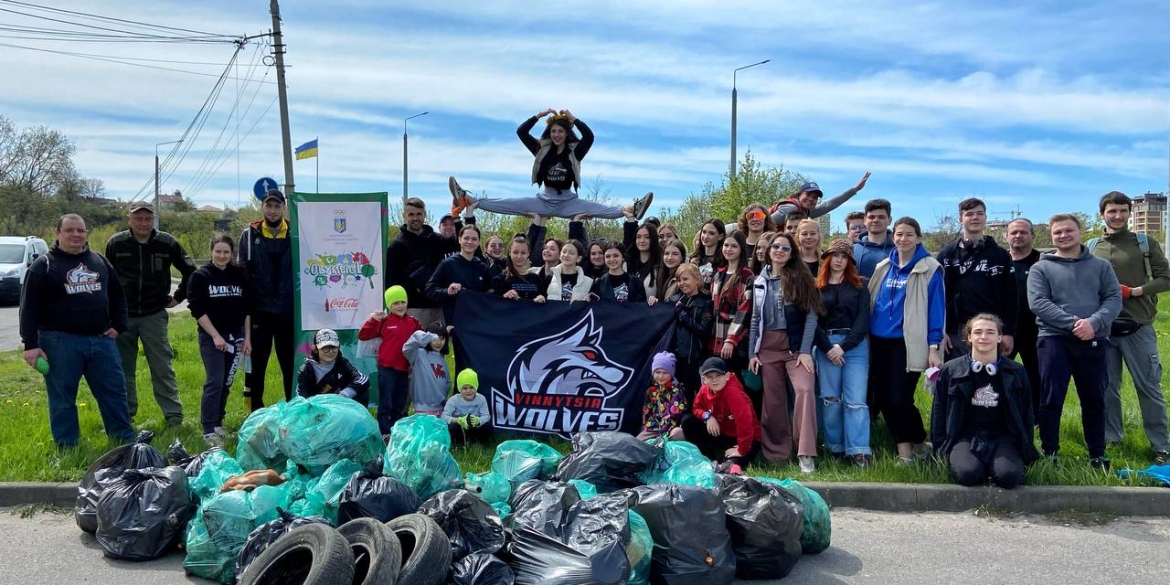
[339,518,402,585]
[237,523,355,585]
[385,513,452,585]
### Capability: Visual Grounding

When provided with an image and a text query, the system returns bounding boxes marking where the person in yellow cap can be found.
[358,285,422,435]
[442,368,492,445]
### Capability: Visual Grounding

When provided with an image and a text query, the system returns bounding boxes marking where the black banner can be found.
[453,291,675,437]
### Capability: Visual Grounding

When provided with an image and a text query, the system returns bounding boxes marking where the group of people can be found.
[17,108,1170,492]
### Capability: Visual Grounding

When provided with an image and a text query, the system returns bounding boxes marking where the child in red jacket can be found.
[680,357,762,473]
[358,285,422,435]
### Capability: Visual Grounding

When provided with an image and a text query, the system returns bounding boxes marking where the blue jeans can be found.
[815,334,871,455]
[377,367,409,435]
[38,330,135,447]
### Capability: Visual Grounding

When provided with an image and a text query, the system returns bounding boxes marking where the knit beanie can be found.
[651,352,676,376]
[384,285,408,308]
[457,369,479,390]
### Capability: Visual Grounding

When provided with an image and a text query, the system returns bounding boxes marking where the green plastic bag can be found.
[626,510,653,585]
[639,440,716,488]
[491,501,511,519]
[287,458,361,525]
[189,450,245,502]
[236,402,287,472]
[569,479,598,500]
[384,415,462,500]
[759,477,831,554]
[465,471,511,505]
[187,485,284,583]
[278,395,383,476]
[491,440,562,489]
[183,509,235,583]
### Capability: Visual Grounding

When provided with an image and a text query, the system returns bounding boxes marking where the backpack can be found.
[1086,233,1152,280]
[767,197,804,216]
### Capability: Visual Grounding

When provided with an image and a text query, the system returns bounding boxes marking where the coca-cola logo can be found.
[324,297,360,312]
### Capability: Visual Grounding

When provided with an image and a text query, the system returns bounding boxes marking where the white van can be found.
[0,236,49,303]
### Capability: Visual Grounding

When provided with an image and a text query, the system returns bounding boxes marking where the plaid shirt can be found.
[710,265,754,352]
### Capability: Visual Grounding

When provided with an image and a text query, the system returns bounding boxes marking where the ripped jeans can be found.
[815,334,871,455]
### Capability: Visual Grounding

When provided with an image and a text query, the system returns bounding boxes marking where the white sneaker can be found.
[203,433,223,448]
[798,455,816,474]
[213,426,227,437]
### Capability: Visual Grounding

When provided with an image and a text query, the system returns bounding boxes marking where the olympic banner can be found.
[290,192,389,378]
[453,291,676,437]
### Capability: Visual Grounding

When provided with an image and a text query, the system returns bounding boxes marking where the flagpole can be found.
[316,136,319,193]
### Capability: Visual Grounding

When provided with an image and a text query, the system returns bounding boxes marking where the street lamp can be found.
[403,111,429,203]
[155,139,183,231]
[730,59,770,178]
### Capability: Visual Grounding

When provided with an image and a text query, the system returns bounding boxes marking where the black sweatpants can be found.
[245,311,295,411]
[448,421,494,446]
[948,435,1024,489]
[869,336,927,444]
[679,414,760,467]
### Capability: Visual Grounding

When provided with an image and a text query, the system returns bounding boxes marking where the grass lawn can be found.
[2,310,1169,487]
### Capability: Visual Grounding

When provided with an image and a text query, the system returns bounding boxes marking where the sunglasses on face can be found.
[748,211,767,221]
[770,244,792,252]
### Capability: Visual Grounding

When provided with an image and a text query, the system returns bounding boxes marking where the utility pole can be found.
[270,0,294,196]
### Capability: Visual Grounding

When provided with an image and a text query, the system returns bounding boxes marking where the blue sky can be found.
[2,0,1168,229]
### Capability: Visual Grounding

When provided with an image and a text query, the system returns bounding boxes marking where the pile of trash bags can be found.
[74,404,831,584]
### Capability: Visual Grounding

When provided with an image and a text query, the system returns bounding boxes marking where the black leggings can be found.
[868,336,926,444]
[948,435,1024,489]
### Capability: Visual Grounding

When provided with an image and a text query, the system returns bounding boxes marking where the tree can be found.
[660,151,806,240]
[924,213,961,253]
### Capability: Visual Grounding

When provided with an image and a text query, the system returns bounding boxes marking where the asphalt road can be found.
[2,508,1168,584]
[0,304,17,351]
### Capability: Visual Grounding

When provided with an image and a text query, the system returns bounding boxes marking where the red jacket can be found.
[692,373,760,456]
[357,313,421,370]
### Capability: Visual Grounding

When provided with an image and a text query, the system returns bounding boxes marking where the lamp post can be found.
[403,111,429,203]
[730,59,770,179]
[155,139,183,231]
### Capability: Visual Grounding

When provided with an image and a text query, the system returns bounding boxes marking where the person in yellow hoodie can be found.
[1090,191,1170,464]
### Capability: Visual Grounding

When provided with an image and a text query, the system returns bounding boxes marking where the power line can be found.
[0,4,234,42]
[0,40,275,81]
[0,0,230,37]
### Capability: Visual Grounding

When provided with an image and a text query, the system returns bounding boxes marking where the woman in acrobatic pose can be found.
[449,109,653,220]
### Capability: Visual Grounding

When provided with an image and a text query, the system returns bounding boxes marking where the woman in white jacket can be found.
[538,239,594,303]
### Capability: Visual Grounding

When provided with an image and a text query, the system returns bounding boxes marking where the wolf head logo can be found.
[66,263,99,285]
[507,312,632,397]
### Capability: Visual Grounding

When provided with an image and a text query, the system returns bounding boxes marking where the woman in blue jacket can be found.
[868,217,945,464]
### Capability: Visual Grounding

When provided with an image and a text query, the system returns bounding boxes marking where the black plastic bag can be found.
[501,489,632,585]
[716,474,804,579]
[625,484,736,585]
[507,480,582,534]
[337,468,421,524]
[95,466,194,561]
[235,509,331,578]
[420,489,506,560]
[504,526,627,585]
[76,430,167,533]
[450,552,516,585]
[554,432,660,493]
[166,438,223,478]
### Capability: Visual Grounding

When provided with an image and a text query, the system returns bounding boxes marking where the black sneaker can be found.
[852,454,872,468]
[1089,457,1111,472]
[1154,451,1169,465]
[631,192,654,220]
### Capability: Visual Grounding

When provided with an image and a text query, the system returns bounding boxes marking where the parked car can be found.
[0,236,49,304]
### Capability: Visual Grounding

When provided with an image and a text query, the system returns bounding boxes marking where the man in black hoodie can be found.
[20,214,135,448]
[937,198,1017,361]
[385,197,456,327]
[238,189,295,411]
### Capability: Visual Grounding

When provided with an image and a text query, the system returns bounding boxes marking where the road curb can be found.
[2,480,1168,517]
[805,481,1170,517]
[0,482,76,508]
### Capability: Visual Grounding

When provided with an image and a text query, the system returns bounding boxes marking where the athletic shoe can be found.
[203,433,223,448]
[798,455,816,474]
[213,426,227,438]
[852,454,872,468]
[914,442,934,460]
[448,176,473,216]
[631,192,654,220]
[1089,457,1111,472]
[1154,451,1170,465]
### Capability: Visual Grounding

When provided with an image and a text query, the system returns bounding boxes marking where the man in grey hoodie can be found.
[1027,214,1122,470]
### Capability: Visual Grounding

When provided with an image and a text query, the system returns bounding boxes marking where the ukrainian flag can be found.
[295,138,318,160]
